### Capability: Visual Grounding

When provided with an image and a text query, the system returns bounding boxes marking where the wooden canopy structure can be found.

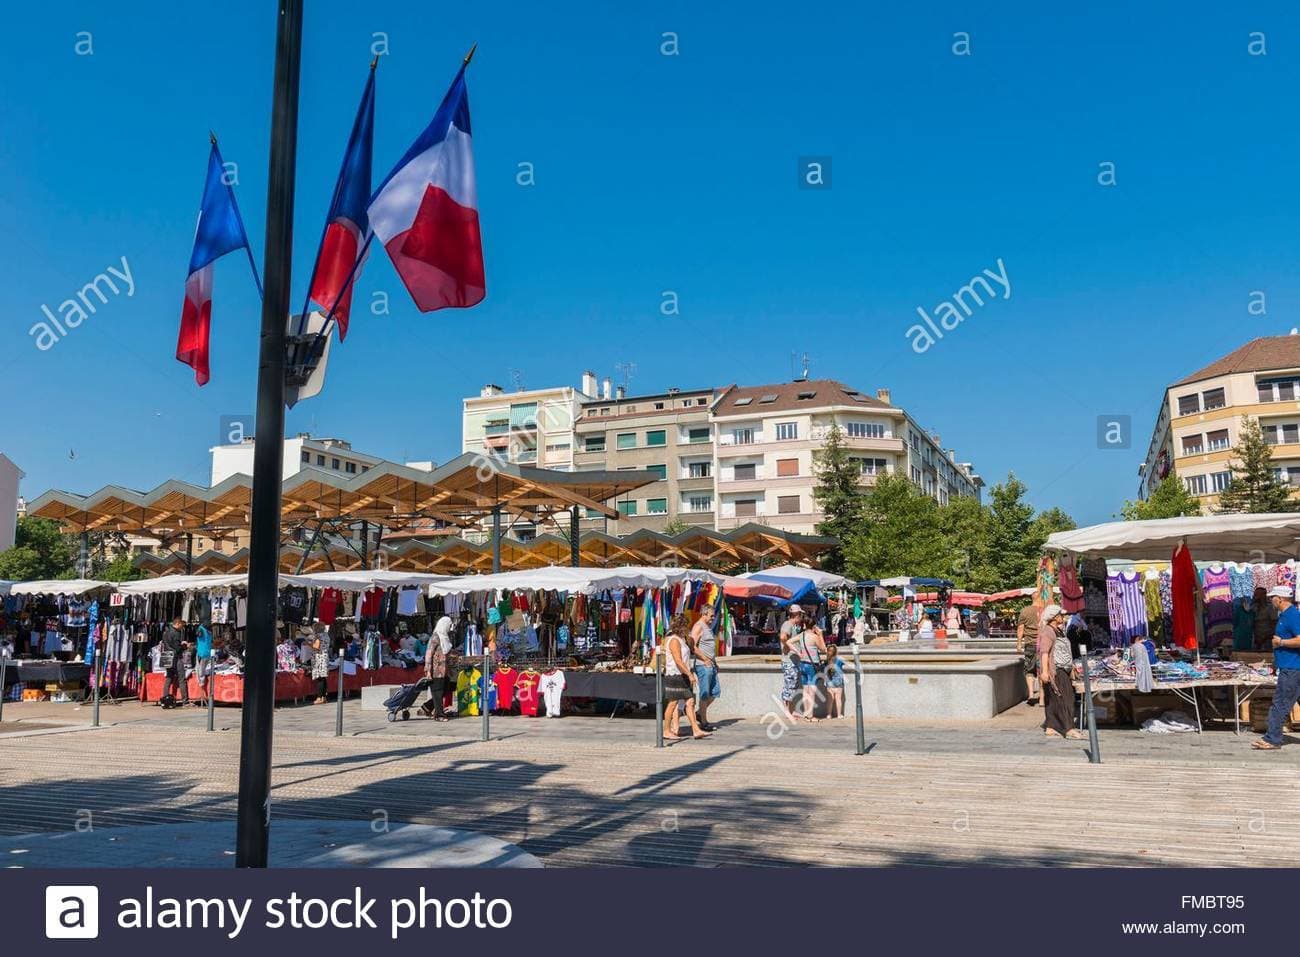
[131,523,836,576]
[27,454,656,536]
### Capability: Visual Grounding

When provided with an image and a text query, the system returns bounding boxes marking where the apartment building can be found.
[710,380,982,534]
[1139,334,1300,507]
[573,385,718,534]
[0,452,23,551]
[462,381,587,471]
[460,372,982,538]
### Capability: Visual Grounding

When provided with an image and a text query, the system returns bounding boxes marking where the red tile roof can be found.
[712,379,892,416]
[1174,335,1300,386]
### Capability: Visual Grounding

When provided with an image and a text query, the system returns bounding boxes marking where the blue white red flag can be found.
[367,59,484,311]
[308,66,376,340]
[176,143,255,385]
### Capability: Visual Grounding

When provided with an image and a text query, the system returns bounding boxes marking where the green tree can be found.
[1216,417,1293,514]
[0,516,76,580]
[660,517,690,537]
[812,423,866,572]
[1120,472,1202,520]
[983,473,1070,590]
[937,494,993,590]
[843,474,946,580]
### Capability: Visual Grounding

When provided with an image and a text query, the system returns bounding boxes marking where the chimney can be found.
[616,385,626,400]
[480,383,503,397]
[931,432,941,446]
[602,377,612,400]
[947,448,956,462]
[581,370,598,397]
[875,387,891,405]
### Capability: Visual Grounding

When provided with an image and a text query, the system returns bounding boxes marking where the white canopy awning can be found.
[1044,513,1300,562]
[428,565,737,598]
[8,579,112,597]
[283,570,453,593]
[115,573,250,595]
[739,564,851,589]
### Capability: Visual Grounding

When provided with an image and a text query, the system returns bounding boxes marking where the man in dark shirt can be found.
[162,617,190,705]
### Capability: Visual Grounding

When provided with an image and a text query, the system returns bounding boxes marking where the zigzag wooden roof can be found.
[29,453,658,535]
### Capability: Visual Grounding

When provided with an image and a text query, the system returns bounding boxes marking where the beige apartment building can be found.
[573,386,718,534]
[710,380,981,534]
[1140,334,1300,508]
[462,381,587,471]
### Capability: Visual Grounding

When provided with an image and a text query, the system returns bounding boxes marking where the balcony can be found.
[677,475,714,491]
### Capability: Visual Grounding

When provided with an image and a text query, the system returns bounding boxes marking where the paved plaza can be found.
[2,699,1298,867]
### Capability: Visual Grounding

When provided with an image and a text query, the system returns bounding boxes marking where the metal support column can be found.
[0,656,6,723]
[335,647,345,737]
[570,506,580,567]
[360,519,369,570]
[185,533,194,575]
[235,0,303,870]
[852,642,866,755]
[78,531,89,578]
[1080,644,1101,764]
[491,504,502,574]
[655,648,664,748]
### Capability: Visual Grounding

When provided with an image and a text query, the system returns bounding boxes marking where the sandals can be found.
[1252,739,1281,751]
[1065,730,1085,740]
[1043,728,1062,738]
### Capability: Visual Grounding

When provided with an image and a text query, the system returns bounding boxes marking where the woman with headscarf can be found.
[419,615,455,721]
[1037,604,1083,740]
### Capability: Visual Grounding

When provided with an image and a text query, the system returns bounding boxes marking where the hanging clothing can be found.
[1143,576,1166,645]
[1058,556,1086,613]
[1105,571,1147,645]
[1201,564,1233,647]
[1170,544,1200,650]
[1228,563,1255,601]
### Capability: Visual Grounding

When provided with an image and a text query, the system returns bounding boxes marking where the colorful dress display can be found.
[1106,571,1147,645]
[1170,544,1200,650]
[1058,556,1086,613]
[1201,564,1233,647]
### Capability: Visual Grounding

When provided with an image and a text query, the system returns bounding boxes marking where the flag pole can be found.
[236,0,303,869]
[210,132,266,301]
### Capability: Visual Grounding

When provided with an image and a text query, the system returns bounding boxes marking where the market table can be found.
[141,664,423,704]
[562,670,692,704]
[1074,676,1277,735]
[10,660,91,683]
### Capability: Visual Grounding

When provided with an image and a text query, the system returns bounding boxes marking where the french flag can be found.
[176,142,256,386]
[367,56,485,312]
[308,65,376,340]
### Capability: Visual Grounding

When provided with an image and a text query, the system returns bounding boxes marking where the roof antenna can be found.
[801,352,811,381]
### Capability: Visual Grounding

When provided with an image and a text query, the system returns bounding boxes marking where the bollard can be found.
[480,647,491,742]
[92,633,105,728]
[654,648,664,749]
[207,668,215,732]
[1079,643,1101,764]
[852,642,866,756]
[335,652,345,737]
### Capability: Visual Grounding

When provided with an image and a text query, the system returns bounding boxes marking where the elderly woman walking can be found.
[1038,604,1083,740]
[419,615,454,721]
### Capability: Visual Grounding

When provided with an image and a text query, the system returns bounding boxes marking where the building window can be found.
[616,433,636,450]
[778,495,800,514]
[1184,474,1208,495]
[301,450,310,463]
[585,434,606,452]
[1260,383,1275,403]
[1177,394,1200,416]
[1202,388,1226,411]
[345,461,357,474]
[858,458,888,475]
[732,428,755,445]
[546,442,571,452]
[910,466,922,484]
[734,463,757,481]
[775,422,798,441]
[654,402,665,410]
[316,454,325,466]
[647,498,668,514]
[647,464,667,480]
[1283,382,1297,401]
[584,507,602,519]
[617,500,638,517]
[846,422,885,439]
[1264,425,1279,445]
[509,402,538,428]
[646,429,666,447]
[688,427,710,444]
[361,465,369,472]
[1286,424,1300,445]
[1210,471,1231,492]
[688,461,711,478]
[1206,429,1229,451]
[776,458,799,477]
[1181,435,1204,455]
[735,499,758,517]
[688,495,713,513]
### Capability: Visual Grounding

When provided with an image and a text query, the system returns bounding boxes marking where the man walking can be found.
[1254,585,1300,750]
[161,616,190,706]
[690,605,721,732]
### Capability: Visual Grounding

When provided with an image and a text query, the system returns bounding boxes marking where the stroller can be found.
[383,677,431,722]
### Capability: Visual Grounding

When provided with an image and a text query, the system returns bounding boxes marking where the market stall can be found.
[1,579,111,702]
[1042,514,1300,733]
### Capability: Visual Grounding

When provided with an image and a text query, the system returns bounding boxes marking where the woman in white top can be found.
[663,613,710,741]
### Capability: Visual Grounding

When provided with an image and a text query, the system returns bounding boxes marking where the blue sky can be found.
[3,1,1300,525]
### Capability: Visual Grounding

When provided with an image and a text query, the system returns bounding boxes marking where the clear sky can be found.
[3,1,1300,526]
